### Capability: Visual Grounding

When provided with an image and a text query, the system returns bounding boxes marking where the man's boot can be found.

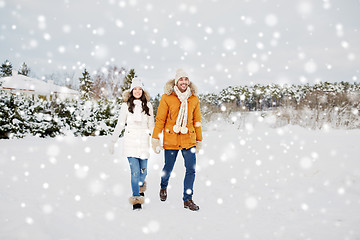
[140,181,147,197]
[184,200,200,211]
[160,188,167,201]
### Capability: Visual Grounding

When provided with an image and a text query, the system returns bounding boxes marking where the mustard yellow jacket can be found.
[152,80,202,150]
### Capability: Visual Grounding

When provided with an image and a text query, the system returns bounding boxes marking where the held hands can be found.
[151,138,163,154]
[195,141,202,154]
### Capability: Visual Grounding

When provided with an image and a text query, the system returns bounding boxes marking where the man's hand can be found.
[151,138,163,154]
[195,141,202,154]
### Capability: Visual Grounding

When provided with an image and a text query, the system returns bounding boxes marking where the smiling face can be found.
[176,77,189,92]
[132,87,143,99]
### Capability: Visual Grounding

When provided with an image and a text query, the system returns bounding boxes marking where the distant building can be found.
[0,70,79,100]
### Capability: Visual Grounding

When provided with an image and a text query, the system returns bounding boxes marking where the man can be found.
[151,69,202,211]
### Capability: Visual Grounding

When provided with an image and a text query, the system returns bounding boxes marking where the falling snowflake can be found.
[265,14,278,27]
[25,217,34,225]
[42,204,53,214]
[245,197,258,209]
[304,61,317,74]
[300,157,312,169]
[105,211,115,221]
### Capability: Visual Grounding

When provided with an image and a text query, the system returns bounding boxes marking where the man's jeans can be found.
[127,157,148,197]
[160,147,196,201]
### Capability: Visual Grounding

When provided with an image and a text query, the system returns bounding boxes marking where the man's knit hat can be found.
[175,69,189,85]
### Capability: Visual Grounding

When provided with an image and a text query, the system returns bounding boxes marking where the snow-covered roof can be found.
[0,71,78,96]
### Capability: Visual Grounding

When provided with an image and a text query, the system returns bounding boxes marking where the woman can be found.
[109,78,154,210]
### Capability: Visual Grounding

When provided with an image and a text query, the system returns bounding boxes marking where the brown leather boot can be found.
[184,200,200,211]
[160,188,167,201]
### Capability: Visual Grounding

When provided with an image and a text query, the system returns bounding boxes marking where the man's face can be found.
[176,77,189,92]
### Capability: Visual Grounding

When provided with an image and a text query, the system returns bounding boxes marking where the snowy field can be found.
[1,112,360,240]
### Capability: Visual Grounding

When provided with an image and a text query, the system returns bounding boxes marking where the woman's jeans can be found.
[127,157,148,197]
[160,147,196,201]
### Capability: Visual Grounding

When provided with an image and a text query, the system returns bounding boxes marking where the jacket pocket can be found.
[189,130,196,143]
[163,129,178,147]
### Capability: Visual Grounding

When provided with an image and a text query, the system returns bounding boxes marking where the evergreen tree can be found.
[79,68,93,100]
[152,93,161,120]
[0,59,13,77]
[121,69,136,92]
[18,62,31,76]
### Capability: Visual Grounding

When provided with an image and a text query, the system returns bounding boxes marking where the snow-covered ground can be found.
[1,112,360,240]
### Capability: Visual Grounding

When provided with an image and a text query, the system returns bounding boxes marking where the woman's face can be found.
[132,87,143,99]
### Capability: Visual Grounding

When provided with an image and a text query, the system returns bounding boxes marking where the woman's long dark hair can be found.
[127,89,150,116]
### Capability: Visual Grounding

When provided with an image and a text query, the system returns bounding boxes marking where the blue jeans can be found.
[160,147,196,201]
[127,157,148,197]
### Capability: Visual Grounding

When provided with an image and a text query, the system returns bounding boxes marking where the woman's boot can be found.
[129,196,144,210]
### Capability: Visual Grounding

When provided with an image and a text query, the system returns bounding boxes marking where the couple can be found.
[110,69,203,211]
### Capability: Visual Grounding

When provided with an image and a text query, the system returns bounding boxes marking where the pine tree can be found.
[121,69,136,92]
[79,69,93,100]
[0,59,13,77]
[18,62,31,76]
[152,93,161,118]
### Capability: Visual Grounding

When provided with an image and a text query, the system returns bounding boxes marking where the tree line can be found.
[1,59,360,138]
[199,82,360,112]
[198,82,360,129]
[0,59,136,100]
[0,59,30,77]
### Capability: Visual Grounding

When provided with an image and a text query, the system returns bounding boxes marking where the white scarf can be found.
[133,100,142,122]
[173,86,191,134]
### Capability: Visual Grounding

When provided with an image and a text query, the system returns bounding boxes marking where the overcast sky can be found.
[1,0,360,95]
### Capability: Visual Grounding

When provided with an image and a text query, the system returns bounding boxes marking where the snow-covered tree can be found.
[79,68,93,100]
[18,62,31,76]
[0,93,29,138]
[121,68,136,92]
[93,65,126,100]
[0,59,13,77]
[151,93,161,119]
